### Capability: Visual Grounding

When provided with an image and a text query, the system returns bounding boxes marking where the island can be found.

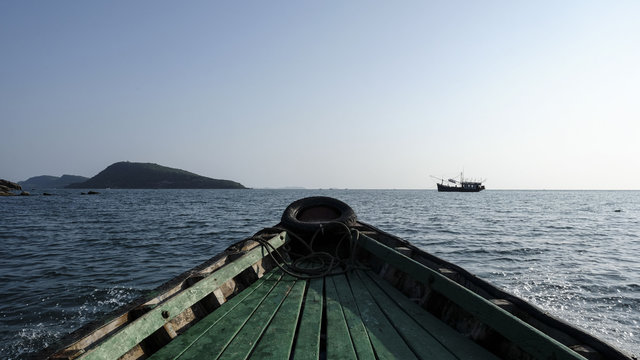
[20,175,89,189]
[65,162,246,189]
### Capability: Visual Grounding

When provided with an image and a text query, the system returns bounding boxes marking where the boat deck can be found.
[149,267,498,360]
[43,231,595,360]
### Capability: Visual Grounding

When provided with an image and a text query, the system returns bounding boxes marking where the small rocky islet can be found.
[0,179,27,196]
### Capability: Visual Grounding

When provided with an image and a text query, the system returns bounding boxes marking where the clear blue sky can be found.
[2,1,638,189]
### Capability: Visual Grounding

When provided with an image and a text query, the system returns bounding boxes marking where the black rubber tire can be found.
[280,196,357,234]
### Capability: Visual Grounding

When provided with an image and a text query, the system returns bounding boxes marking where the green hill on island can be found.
[66,162,246,189]
[20,175,89,189]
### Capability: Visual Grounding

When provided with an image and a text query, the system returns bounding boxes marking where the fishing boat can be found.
[433,172,485,192]
[37,197,633,360]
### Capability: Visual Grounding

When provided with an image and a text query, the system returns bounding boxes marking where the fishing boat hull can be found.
[437,183,485,192]
[36,197,632,360]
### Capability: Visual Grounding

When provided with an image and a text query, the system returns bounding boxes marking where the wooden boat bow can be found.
[36,197,635,360]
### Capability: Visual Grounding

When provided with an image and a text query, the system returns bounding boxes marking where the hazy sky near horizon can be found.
[2,1,639,189]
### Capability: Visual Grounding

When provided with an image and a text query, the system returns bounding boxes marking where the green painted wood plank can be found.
[345,271,418,360]
[355,270,457,360]
[249,279,306,359]
[148,270,280,360]
[292,278,323,360]
[174,272,284,360]
[357,234,586,360]
[363,270,499,360]
[325,276,357,360]
[80,232,287,360]
[216,275,297,359]
[332,274,375,359]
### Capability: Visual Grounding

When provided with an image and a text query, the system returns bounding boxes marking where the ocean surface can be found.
[1,189,638,358]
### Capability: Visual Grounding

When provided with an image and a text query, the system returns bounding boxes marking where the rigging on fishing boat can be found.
[431,171,486,192]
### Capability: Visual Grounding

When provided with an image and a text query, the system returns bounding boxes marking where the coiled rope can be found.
[254,221,363,279]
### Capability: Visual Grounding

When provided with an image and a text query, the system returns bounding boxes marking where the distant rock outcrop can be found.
[66,162,247,189]
[20,175,89,189]
[0,179,22,196]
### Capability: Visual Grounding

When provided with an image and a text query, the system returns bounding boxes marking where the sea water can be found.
[1,189,638,358]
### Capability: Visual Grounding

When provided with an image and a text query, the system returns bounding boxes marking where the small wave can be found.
[2,323,62,360]
[544,224,576,230]
[437,229,463,235]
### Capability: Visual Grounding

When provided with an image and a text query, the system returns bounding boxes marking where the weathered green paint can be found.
[325,276,357,360]
[332,274,375,359]
[345,271,418,360]
[80,232,288,360]
[149,270,281,359]
[358,234,587,360]
[78,230,587,360]
[292,278,323,360]
[174,272,284,359]
[217,275,296,359]
[363,270,499,360]
[249,279,305,359]
[355,270,457,360]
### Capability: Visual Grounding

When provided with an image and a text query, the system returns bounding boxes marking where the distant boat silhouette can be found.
[431,172,485,192]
